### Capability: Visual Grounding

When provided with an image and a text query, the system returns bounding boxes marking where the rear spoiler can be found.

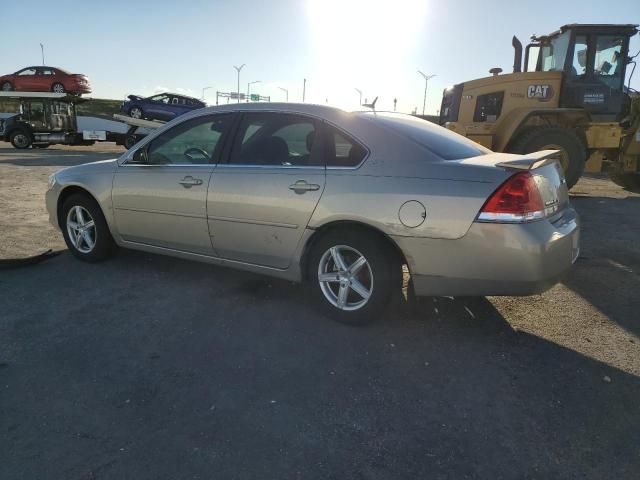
[127,95,143,101]
[496,150,560,170]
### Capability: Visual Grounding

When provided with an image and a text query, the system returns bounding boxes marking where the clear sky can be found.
[2,0,639,114]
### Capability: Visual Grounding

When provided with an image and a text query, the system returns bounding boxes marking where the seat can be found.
[243,136,289,165]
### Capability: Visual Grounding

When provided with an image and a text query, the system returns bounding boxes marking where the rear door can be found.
[112,113,233,254]
[207,111,326,268]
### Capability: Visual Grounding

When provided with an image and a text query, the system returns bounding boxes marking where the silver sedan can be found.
[46,103,580,324]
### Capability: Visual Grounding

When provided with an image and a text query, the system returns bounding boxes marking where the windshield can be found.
[540,31,570,72]
[363,112,490,160]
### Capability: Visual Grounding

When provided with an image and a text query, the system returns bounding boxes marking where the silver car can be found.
[46,103,579,324]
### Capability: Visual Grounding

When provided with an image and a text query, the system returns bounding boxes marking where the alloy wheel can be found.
[130,108,142,119]
[52,83,65,93]
[318,245,373,311]
[1,82,11,91]
[66,206,97,254]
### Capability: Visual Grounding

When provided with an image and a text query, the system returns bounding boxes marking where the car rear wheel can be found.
[1,81,13,91]
[10,130,32,149]
[308,230,396,325]
[51,83,65,93]
[61,194,116,262]
[129,107,143,119]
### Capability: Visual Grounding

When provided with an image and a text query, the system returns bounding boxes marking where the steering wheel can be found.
[184,147,209,163]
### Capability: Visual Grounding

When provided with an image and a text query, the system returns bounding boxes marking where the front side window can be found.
[595,35,625,89]
[570,35,589,77]
[540,31,571,72]
[150,94,169,103]
[230,113,322,167]
[146,114,232,165]
[17,68,37,76]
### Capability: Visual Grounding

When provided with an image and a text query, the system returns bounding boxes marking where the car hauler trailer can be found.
[0,92,164,149]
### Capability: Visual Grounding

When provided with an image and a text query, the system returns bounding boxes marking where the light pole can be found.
[278,87,289,102]
[247,80,260,102]
[417,71,436,116]
[233,64,245,103]
[303,78,306,102]
[40,43,45,65]
[201,86,213,100]
[354,88,362,106]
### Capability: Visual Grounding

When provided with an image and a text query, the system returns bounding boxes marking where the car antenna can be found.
[362,96,378,111]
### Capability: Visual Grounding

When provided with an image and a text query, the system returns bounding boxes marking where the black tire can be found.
[510,126,587,189]
[124,134,138,149]
[307,230,397,325]
[9,129,32,149]
[60,193,116,262]
[129,106,144,119]
[51,82,65,93]
[610,172,640,192]
[1,81,13,91]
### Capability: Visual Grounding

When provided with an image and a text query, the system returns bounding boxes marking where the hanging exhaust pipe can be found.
[512,36,523,73]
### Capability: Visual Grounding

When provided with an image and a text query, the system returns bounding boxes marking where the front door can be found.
[207,112,326,269]
[112,113,233,254]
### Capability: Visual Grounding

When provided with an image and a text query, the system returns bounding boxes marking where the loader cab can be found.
[525,24,638,121]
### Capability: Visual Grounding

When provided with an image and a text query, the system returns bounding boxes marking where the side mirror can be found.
[130,148,148,164]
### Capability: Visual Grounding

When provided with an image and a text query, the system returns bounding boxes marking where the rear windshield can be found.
[361,112,490,160]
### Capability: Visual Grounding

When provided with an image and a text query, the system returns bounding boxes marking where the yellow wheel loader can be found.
[439,24,640,189]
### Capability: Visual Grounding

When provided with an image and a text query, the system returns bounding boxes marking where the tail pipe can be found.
[512,36,523,73]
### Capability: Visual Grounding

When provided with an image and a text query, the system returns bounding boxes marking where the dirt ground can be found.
[1,142,639,479]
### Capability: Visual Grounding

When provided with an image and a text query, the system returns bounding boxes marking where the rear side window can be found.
[324,127,367,167]
[365,112,490,160]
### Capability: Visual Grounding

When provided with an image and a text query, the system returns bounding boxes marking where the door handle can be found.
[289,180,320,194]
[179,176,203,188]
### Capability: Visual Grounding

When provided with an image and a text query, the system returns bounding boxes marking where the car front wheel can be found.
[1,81,13,91]
[308,230,396,325]
[61,194,116,262]
[129,107,143,119]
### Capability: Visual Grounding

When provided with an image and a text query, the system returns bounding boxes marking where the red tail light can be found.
[477,171,545,223]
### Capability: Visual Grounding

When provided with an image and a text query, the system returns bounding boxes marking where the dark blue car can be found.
[121,93,205,122]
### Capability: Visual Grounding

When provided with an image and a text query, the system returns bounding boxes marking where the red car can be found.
[0,66,91,95]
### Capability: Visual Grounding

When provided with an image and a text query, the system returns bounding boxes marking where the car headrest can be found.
[253,136,289,165]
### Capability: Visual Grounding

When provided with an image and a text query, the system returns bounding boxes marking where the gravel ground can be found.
[1,143,639,479]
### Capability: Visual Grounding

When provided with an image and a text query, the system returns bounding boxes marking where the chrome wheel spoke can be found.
[350,279,370,300]
[83,220,94,229]
[81,230,95,249]
[330,246,348,271]
[319,272,340,283]
[75,206,85,225]
[67,220,79,230]
[348,256,367,275]
[336,284,349,309]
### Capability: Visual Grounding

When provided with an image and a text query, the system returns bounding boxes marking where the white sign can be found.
[82,130,107,141]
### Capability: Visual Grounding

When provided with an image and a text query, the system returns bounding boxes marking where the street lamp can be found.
[233,64,245,103]
[201,86,213,100]
[40,43,45,65]
[354,88,362,106]
[417,70,436,116]
[247,80,260,102]
[278,86,289,102]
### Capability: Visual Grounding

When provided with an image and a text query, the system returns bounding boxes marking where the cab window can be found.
[595,35,625,89]
[570,35,588,77]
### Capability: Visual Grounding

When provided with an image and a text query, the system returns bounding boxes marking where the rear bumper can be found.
[393,208,580,297]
